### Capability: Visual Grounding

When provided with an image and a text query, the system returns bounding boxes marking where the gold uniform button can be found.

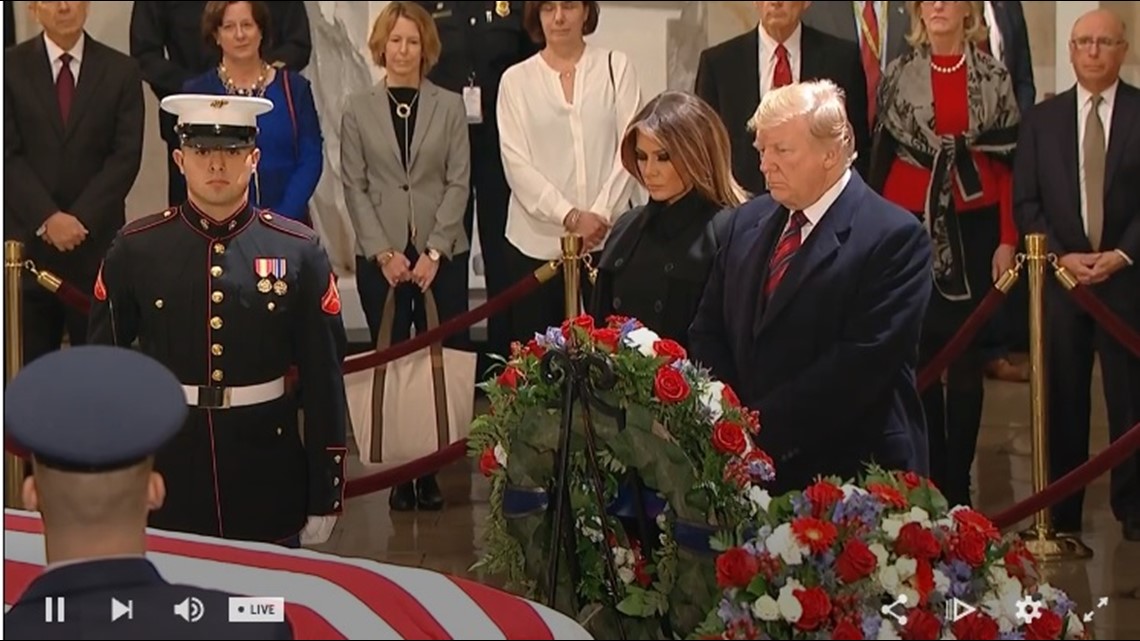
[211,344,223,356]
[210,265,223,277]
[262,213,273,221]
[210,316,223,330]
[267,301,276,311]
[163,209,173,218]
[276,427,283,436]
[213,243,225,254]
[334,455,343,464]
[333,501,340,509]
[333,477,340,486]
[211,291,224,303]
[154,299,164,309]
[211,369,224,382]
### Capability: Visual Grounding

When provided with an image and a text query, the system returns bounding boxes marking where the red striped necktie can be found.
[764,210,808,300]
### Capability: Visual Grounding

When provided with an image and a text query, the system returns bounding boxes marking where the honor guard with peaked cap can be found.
[161,94,273,149]
[5,345,186,473]
[86,93,349,548]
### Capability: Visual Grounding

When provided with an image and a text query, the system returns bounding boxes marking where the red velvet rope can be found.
[1064,284,1140,360]
[54,280,91,315]
[916,284,1008,392]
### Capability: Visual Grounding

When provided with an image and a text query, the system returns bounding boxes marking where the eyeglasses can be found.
[1071,37,1125,50]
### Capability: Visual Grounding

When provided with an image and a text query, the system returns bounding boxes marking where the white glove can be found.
[300,515,338,546]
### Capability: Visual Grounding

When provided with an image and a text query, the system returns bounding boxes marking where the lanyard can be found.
[853,1,887,61]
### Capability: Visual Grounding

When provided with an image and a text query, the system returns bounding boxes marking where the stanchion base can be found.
[1019,528,1094,561]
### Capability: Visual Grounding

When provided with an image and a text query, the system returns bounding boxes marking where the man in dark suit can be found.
[695,1,869,197]
[1013,8,1140,541]
[4,0,144,366]
[4,345,293,639]
[802,1,910,129]
[689,79,931,494]
[129,1,311,207]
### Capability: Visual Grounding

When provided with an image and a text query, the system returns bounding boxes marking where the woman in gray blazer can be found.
[340,1,471,512]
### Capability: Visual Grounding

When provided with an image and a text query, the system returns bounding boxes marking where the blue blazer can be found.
[183,69,323,221]
[689,172,932,493]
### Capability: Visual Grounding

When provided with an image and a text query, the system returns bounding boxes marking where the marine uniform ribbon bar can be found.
[255,258,287,279]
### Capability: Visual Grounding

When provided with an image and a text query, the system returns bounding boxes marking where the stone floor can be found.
[314,365,1140,639]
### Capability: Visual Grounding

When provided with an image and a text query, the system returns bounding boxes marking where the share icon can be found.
[881,594,909,625]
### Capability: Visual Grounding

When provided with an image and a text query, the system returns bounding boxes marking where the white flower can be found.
[612,546,633,567]
[877,618,901,640]
[842,484,868,499]
[765,523,805,566]
[700,380,726,421]
[624,327,661,357]
[900,587,920,610]
[904,507,932,527]
[934,568,951,595]
[493,444,508,468]
[1065,612,1086,638]
[895,556,917,580]
[982,581,1024,633]
[878,565,902,595]
[1038,583,1060,603]
[749,486,772,514]
[869,543,890,570]
[882,517,905,540]
[655,512,668,530]
[941,633,958,641]
[776,580,803,623]
[617,567,636,584]
[752,595,780,621]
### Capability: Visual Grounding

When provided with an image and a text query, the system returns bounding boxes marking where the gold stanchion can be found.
[5,241,27,508]
[1020,233,1092,560]
[561,234,583,319]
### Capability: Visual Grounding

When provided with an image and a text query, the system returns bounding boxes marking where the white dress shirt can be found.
[43,31,84,84]
[758,24,802,98]
[497,45,644,260]
[1075,80,1132,264]
[983,1,1004,63]
[785,169,852,243]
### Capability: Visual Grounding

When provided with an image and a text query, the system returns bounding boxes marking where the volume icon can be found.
[174,596,206,623]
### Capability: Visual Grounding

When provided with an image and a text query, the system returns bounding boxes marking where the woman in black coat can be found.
[590,91,746,348]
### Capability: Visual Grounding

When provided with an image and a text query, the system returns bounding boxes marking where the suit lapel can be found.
[746,201,786,337]
[409,82,439,168]
[757,175,858,337]
[990,2,1013,67]
[740,30,761,110]
[1059,89,1082,216]
[1105,83,1138,189]
[800,27,824,80]
[65,37,107,139]
[886,1,909,62]
[26,38,65,139]
[373,80,404,170]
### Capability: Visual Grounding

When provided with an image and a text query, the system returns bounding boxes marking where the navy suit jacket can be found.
[689,172,932,493]
[990,1,1036,113]
[5,557,293,639]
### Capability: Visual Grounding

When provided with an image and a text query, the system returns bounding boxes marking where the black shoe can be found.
[416,475,444,511]
[388,482,416,511]
[1123,518,1140,542]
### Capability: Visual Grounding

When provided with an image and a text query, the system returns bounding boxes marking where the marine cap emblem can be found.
[210,99,230,109]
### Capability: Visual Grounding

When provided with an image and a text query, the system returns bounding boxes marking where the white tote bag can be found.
[346,289,477,466]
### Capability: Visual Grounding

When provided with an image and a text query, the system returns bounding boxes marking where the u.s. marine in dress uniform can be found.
[87,94,348,546]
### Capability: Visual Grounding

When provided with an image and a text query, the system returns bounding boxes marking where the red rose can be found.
[804,480,844,517]
[744,409,761,434]
[478,447,499,476]
[901,609,941,640]
[791,517,838,554]
[714,547,758,589]
[867,483,908,509]
[525,338,546,358]
[836,538,877,584]
[895,522,941,560]
[1004,539,1038,580]
[653,366,690,404]
[723,458,750,488]
[561,314,595,339]
[792,586,832,631]
[953,611,1000,640]
[652,338,687,363]
[605,314,634,329]
[712,421,748,455]
[832,619,864,640]
[913,558,935,606]
[952,528,988,568]
[497,366,520,389]
[591,327,621,352]
[899,471,922,489]
[721,385,741,408]
[1025,610,1063,640]
[953,507,1001,541]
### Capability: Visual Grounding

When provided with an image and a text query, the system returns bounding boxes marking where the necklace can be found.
[930,54,966,74]
[387,88,419,119]
[218,61,270,96]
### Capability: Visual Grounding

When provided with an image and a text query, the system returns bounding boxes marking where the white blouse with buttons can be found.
[496,44,645,261]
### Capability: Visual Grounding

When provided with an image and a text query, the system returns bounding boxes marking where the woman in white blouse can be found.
[497,1,643,341]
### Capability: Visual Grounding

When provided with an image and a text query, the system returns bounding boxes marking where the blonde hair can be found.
[747,80,856,168]
[367,1,441,75]
[620,91,747,207]
[906,1,988,47]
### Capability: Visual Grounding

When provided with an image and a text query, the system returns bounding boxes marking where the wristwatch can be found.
[426,248,441,262]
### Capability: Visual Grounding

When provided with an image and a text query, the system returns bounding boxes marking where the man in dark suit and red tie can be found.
[1013,8,1140,541]
[689,80,932,494]
[695,1,869,197]
[4,0,144,365]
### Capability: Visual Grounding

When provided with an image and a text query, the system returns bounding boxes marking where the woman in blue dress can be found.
[185,0,323,224]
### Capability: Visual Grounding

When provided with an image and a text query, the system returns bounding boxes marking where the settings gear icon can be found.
[1016,595,1045,624]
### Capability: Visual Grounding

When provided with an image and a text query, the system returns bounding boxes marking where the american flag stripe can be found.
[4,510,592,640]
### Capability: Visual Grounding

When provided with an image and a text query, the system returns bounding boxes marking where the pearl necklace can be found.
[930,54,966,74]
[219,61,271,97]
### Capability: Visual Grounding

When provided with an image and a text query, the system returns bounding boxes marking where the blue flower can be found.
[619,318,640,338]
[1051,592,1076,617]
[748,457,776,483]
[539,327,565,350]
[832,490,884,528]
[862,614,882,639]
[791,493,811,517]
[999,632,1026,640]
[716,597,750,627]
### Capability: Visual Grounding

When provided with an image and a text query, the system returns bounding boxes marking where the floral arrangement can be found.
[698,467,1090,640]
[467,314,774,639]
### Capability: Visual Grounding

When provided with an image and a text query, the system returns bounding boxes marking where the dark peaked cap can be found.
[4,346,187,472]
